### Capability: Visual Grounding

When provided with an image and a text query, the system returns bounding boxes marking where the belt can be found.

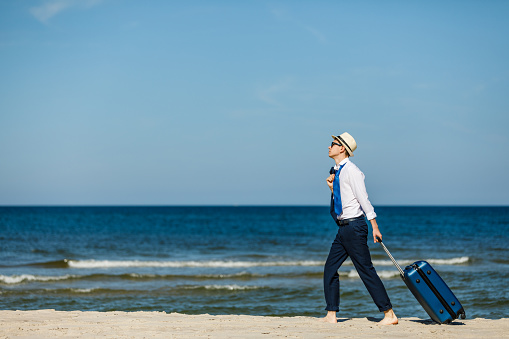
[337,215,365,226]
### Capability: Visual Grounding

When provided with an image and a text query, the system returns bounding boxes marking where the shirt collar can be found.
[334,158,350,170]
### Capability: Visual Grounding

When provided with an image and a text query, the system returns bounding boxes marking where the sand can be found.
[0,310,507,338]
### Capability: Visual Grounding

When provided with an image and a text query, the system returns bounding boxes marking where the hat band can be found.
[337,135,352,154]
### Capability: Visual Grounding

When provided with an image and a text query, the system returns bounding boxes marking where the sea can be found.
[0,206,508,320]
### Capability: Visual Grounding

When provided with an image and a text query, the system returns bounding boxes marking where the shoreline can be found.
[1,310,508,338]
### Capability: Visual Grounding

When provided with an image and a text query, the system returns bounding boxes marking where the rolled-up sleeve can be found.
[349,168,377,220]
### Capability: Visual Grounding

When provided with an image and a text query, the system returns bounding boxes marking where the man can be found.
[321,132,398,325]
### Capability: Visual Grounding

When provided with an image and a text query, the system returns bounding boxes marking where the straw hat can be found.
[332,132,357,157]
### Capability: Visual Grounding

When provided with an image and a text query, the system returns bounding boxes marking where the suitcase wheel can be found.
[460,312,466,319]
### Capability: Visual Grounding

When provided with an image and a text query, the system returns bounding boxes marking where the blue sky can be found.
[1,0,508,205]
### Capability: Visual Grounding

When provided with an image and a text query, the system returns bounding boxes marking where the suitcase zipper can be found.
[412,264,456,321]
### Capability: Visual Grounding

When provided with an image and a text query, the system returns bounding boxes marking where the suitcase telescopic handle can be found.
[376,236,405,277]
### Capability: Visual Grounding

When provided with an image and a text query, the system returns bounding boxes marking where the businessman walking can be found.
[321,132,398,325]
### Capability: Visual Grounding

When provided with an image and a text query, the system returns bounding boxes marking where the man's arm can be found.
[349,168,381,243]
[349,169,376,220]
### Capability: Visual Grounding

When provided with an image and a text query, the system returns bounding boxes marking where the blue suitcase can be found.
[377,238,466,324]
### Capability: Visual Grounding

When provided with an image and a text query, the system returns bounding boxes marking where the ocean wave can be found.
[372,257,470,266]
[426,257,471,265]
[68,257,469,268]
[66,259,324,268]
[2,285,265,296]
[183,284,262,291]
[339,270,401,279]
[6,256,470,271]
[0,274,76,284]
[0,272,268,285]
[71,288,95,293]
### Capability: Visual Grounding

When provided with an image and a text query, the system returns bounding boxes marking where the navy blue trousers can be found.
[323,217,392,312]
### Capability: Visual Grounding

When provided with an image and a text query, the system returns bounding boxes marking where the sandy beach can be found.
[0,310,507,339]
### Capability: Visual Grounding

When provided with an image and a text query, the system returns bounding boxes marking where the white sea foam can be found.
[64,257,469,269]
[67,260,324,269]
[128,273,155,278]
[0,274,75,284]
[371,256,470,267]
[71,288,94,293]
[340,270,401,279]
[200,271,263,278]
[426,257,470,265]
[377,270,402,279]
[195,285,261,291]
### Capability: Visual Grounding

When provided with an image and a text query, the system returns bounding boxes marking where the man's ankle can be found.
[384,309,394,316]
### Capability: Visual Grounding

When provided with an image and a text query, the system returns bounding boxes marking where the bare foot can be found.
[320,311,337,324]
[378,309,398,325]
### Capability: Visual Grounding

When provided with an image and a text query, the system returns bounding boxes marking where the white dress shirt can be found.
[334,158,377,221]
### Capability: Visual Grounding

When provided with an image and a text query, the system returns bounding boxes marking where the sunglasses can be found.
[330,142,342,148]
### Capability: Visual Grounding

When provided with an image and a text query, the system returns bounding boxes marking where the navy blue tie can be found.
[333,164,346,216]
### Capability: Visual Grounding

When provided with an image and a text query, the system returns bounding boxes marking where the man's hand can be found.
[326,174,335,192]
[373,228,382,244]
[369,218,382,243]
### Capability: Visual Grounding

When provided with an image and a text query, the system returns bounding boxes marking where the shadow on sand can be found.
[366,317,465,326]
